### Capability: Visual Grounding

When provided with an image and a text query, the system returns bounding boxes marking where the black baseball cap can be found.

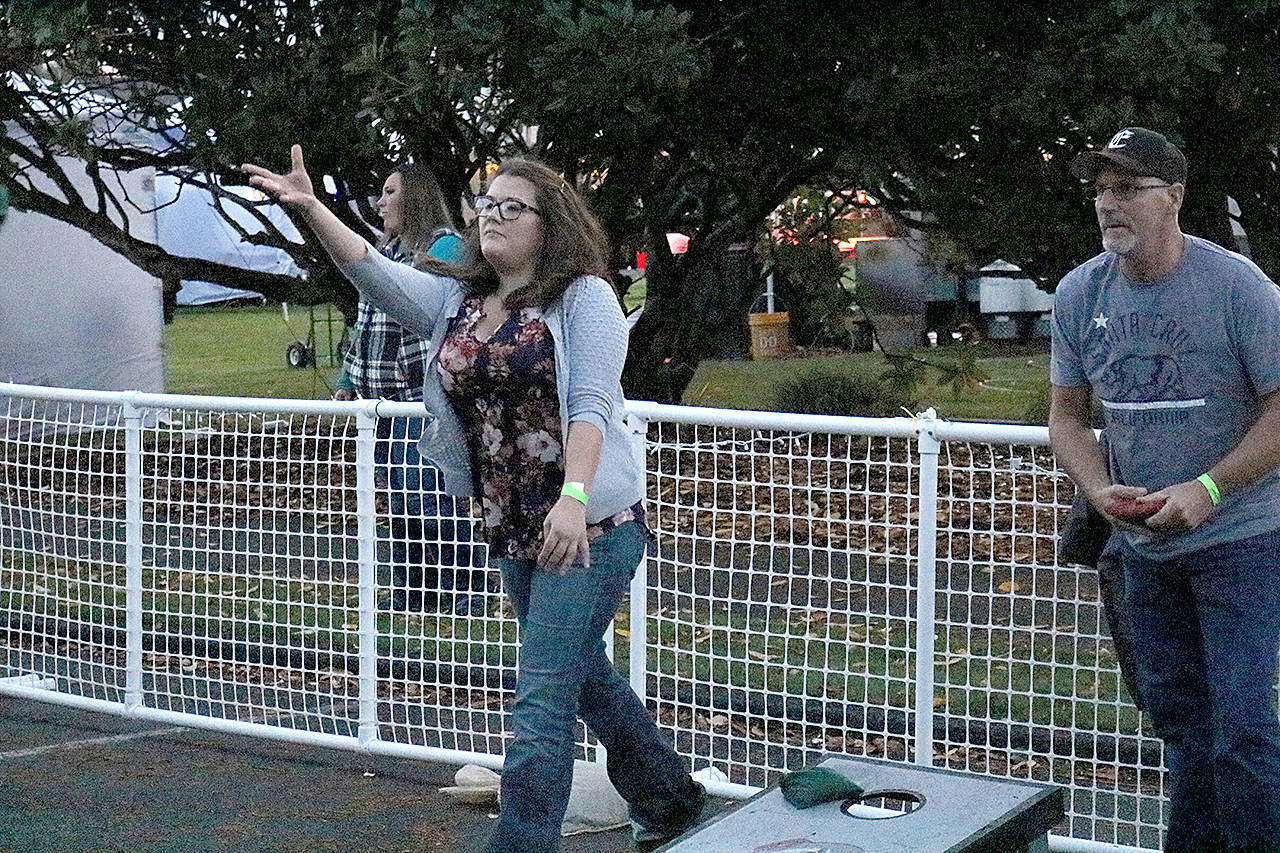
[1071,127,1187,184]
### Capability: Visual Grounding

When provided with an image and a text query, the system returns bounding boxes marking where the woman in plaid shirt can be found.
[334,164,485,614]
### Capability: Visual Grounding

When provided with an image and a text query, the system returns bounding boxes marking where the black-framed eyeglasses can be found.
[1088,181,1172,201]
[472,195,541,221]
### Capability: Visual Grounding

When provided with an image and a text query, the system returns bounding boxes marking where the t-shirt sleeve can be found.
[426,233,469,264]
[1230,273,1280,397]
[1049,278,1089,387]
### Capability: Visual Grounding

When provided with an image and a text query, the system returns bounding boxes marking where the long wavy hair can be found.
[381,163,456,260]
[424,158,610,309]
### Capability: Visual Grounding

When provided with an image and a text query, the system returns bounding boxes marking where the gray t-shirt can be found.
[1050,235,1280,557]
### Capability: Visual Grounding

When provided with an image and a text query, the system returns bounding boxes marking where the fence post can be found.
[355,407,380,749]
[123,396,144,713]
[627,411,650,703]
[912,408,941,767]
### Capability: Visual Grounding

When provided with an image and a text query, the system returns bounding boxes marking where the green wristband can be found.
[1196,473,1221,506]
[561,482,589,506]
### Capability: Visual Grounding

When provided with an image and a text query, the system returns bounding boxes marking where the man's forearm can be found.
[1048,385,1110,501]
[1205,391,1280,498]
[1052,422,1110,499]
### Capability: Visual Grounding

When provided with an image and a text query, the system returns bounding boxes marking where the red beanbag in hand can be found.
[1104,495,1166,522]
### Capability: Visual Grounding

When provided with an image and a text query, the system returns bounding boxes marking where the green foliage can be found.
[941,350,992,397]
[765,242,853,348]
[883,350,990,403]
[878,355,927,406]
[9,0,1280,394]
[772,368,906,419]
[759,186,861,348]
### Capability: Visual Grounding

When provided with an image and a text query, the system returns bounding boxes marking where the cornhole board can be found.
[657,754,1065,853]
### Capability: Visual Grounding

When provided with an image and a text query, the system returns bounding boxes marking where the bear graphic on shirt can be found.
[1100,354,1187,402]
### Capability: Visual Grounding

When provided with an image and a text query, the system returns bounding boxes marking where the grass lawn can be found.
[685,344,1051,424]
[165,304,1050,422]
[164,303,347,399]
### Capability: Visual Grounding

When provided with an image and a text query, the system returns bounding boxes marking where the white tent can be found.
[2,72,306,392]
[0,149,165,393]
[155,176,304,306]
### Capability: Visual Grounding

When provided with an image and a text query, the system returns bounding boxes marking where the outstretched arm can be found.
[241,145,369,267]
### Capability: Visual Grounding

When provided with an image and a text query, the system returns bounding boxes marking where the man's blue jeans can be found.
[484,521,701,853]
[1121,528,1280,852]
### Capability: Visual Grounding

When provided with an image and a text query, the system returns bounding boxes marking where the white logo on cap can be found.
[1107,129,1134,149]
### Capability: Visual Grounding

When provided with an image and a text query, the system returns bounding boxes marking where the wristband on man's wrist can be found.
[1196,473,1221,506]
[561,482,589,506]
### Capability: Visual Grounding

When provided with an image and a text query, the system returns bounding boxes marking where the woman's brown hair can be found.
[430,158,610,309]
[382,163,456,260]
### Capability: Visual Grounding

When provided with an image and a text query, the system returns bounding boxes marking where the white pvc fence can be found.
[0,381,1162,851]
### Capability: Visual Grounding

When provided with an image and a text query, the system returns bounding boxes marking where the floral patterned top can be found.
[436,293,563,560]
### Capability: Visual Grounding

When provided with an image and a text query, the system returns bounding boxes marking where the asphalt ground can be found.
[0,696,689,853]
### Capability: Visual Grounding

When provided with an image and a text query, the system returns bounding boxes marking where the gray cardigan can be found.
[338,244,645,523]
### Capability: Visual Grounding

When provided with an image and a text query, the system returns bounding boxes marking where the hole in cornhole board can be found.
[841,789,926,819]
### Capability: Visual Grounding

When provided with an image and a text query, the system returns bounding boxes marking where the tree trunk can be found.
[622,225,761,404]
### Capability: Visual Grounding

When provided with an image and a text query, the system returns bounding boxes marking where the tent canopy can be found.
[155,177,304,305]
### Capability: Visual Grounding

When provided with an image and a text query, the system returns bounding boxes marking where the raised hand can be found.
[239,144,368,265]
[241,144,317,210]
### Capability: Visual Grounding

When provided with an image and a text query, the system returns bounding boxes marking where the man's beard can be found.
[1101,226,1136,255]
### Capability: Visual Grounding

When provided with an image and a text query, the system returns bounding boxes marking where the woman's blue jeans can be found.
[484,521,701,853]
[1121,528,1280,852]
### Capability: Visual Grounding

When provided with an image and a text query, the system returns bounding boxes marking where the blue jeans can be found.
[377,417,488,603]
[1122,529,1280,852]
[485,521,701,853]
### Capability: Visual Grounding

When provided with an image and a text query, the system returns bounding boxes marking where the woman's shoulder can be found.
[556,274,623,321]
[561,273,616,302]
[426,230,469,264]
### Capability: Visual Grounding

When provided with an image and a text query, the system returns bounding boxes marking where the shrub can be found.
[1022,383,1051,425]
[772,368,911,418]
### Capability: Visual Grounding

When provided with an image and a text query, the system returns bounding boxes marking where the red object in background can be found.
[836,235,892,257]
[635,235,690,270]
[1105,496,1167,522]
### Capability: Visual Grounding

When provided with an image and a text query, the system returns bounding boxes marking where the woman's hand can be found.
[242,144,319,213]
[241,145,369,266]
[538,496,591,575]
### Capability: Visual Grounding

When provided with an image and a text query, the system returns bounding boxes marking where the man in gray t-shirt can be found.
[1050,127,1280,852]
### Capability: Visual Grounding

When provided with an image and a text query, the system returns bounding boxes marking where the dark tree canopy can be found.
[2,0,485,309]
[5,0,1280,400]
